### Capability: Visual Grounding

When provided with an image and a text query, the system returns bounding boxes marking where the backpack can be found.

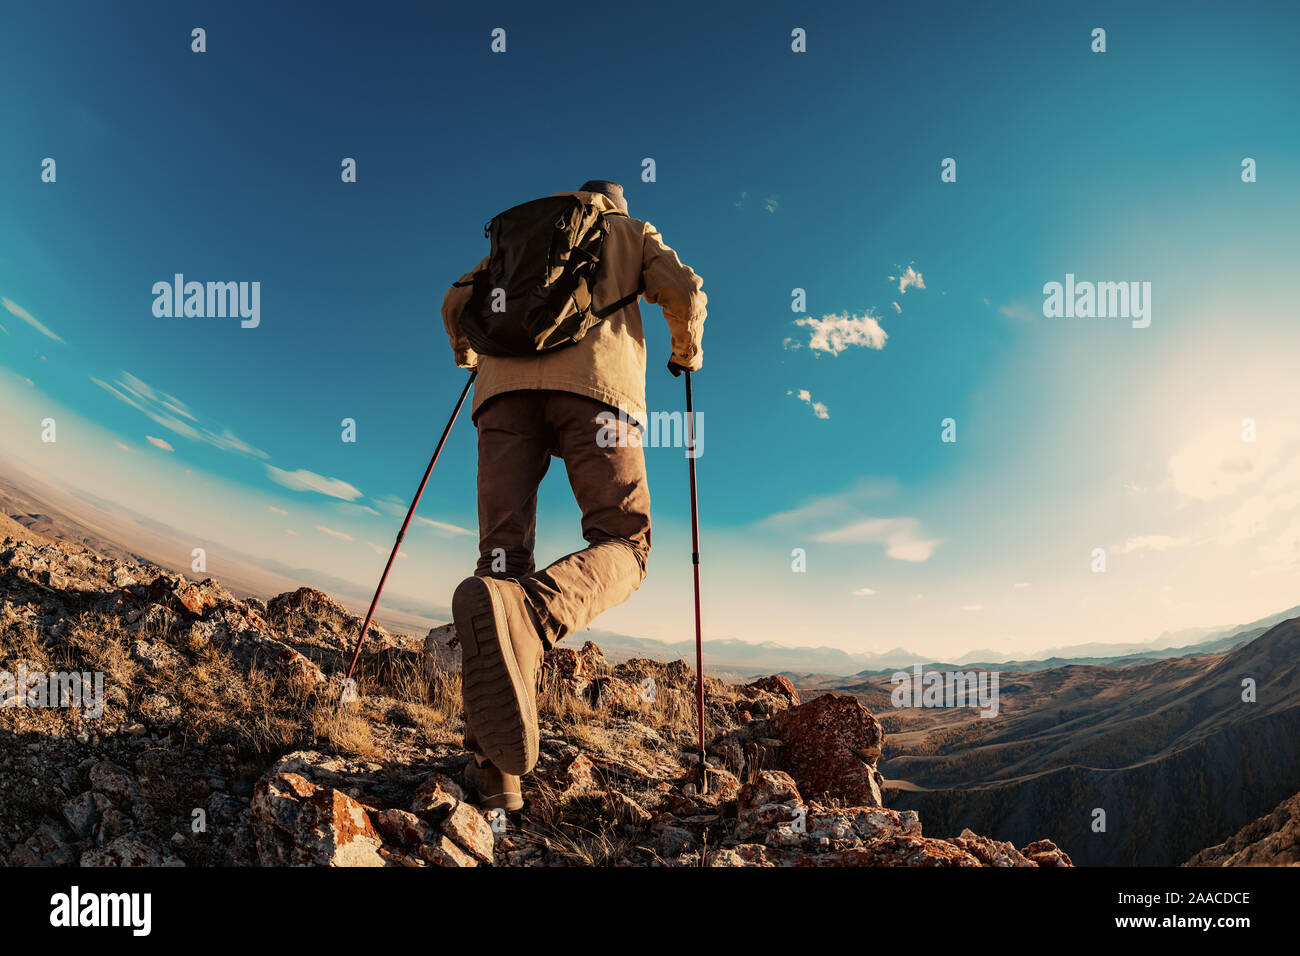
[454,195,641,357]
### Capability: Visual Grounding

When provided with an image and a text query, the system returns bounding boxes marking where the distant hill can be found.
[866,616,1300,865]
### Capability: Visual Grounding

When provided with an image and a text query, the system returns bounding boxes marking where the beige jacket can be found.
[441,190,707,429]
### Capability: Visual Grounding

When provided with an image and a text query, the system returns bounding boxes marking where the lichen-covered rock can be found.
[251,771,385,867]
[769,694,885,807]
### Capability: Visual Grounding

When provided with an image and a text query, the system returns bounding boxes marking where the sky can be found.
[2,1,1299,661]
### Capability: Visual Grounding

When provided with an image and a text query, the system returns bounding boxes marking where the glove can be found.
[667,358,692,377]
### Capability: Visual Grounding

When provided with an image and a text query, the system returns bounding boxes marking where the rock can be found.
[745,675,801,707]
[605,790,652,824]
[374,809,433,847]
[735,771,804,842]
[738,769,801,809]
[651,825,696,858]
[410,773,464,815]
[769,694,885,807]
[265,586,349,622]
[62,792,112,839]
[419,834,480,867]
[1185,791,1300,866]
[1020,839,1074,867]
[591,676,644,712]
[81,836,165,867]
[946,829,1034,867]
[251,771,385,867]
[780,835,984,867]
[9,822,76,867]
[423,623,460,682]
[439,802,495,864]
[89,761,140,805]
[542,753,599,797]
[131,638,182,674]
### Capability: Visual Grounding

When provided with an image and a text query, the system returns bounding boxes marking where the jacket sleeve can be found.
[441,256,488,369]
[641,222,707,371]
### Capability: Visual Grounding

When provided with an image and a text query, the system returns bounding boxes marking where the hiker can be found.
[440,180,707,810]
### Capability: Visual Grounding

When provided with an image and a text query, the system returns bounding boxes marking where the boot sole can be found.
[454,577,538,776]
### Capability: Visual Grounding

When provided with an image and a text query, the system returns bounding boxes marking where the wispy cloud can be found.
[315,525,353,541]
[266,465,363,501]
[790,310,887,355]
[268,506,288,515]
[413,515,476,537]
[998,301,1036,322]
[889,265,925,295]
[852,587,876,596]
[762,196,779,213]
[761,478,899,528]
[789,388,829,419]
[91,372,268,458]
[1,297,65,344]
[1121,534,1192,553]
[813,517,940,562]
[146,435,174,452]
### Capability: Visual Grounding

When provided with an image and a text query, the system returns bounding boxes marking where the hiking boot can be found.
[463,756,524,812]
[453,575,543,775]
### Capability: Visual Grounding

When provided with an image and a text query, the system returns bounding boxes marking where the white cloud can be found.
[813,517,940,562]
[285,529,298,536]
[762,196,779,213]
[891,301,901,313]
[1121,534,1192,553]
[413,515,476,537]
[114,440,131,452]
[266,465,363,501]
[998,302,1036,323]
[268,506,288,515]
[1,297,65,344]
[789,388,829,419]
[1013,581,1030,589]
[852,587,876,596]
[92,372,267,458]
[146,435,174,452]
[315,525,353,541]
[793,311,887,356]
[889,265,925,295]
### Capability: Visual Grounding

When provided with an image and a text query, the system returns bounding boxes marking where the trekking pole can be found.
[684,370,708,794]
[338,370,477,707]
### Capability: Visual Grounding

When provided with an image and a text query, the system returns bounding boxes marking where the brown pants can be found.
[473,390,651,649]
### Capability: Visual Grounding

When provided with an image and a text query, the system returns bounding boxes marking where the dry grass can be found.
[0,604,464,760]
[514,778,642,866]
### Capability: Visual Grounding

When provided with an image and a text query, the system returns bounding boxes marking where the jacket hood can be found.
[553,189,628,215]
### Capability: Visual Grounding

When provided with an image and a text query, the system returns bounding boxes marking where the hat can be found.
[578,180,627,212]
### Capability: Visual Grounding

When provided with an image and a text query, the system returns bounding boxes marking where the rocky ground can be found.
[1185,790,1300,866]
[0,528,1074,867]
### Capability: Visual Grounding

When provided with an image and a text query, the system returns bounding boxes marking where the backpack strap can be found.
[593,280,644,319]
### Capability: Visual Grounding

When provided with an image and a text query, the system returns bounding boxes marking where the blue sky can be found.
[3,1,1299,659]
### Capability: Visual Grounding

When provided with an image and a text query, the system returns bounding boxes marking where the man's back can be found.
[442,187,707,429]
